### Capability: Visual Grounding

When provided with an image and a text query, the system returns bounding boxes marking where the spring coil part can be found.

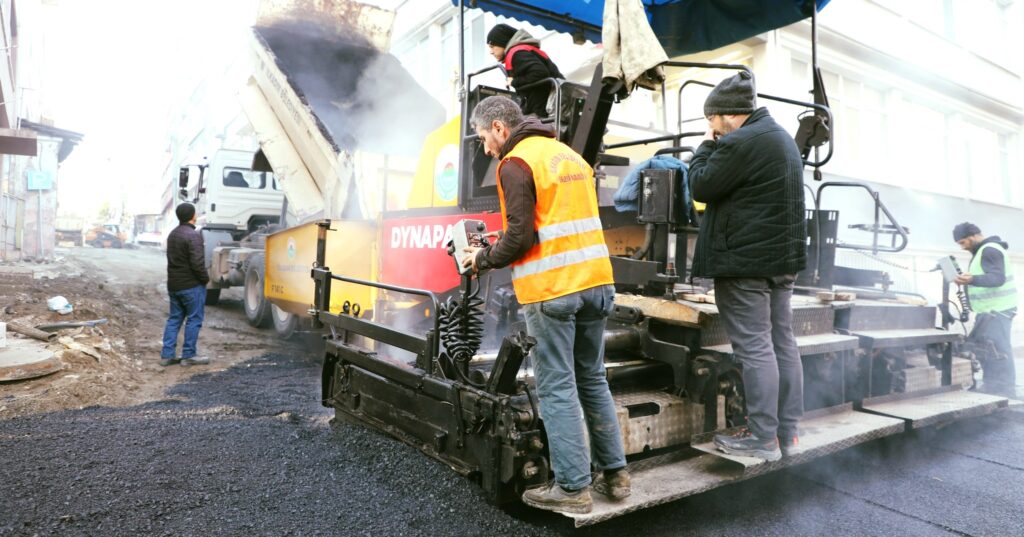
[438,281,486,385]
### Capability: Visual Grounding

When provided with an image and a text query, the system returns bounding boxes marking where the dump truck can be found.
[176,148,286,305]
[231,0,1010,527]
[177,0,446,315]
[54,216,85,247]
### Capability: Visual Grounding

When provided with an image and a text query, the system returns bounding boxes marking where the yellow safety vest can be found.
[496,136,614,304]
[968,242,1018,314]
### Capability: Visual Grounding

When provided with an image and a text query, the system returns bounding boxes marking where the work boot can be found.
[713,428,782,461]
[521,482,592,514]
[779,434,800,457]
[180,356,210,366]
[593,468,631,500]
[159,357,180,367]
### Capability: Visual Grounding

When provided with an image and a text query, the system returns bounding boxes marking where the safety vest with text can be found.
[968,242,1018,313]
[496,136,614,304]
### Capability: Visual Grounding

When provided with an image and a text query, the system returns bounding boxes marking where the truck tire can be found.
[205,289,221,306]
[244,260,272,328]
[271,303,298,339]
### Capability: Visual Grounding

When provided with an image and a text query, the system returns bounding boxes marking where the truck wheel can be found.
[244,261,272,328]
[205,289,221,306]
[271,303,298,339]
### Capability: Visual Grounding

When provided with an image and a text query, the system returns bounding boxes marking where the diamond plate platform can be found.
[563,404,905,527]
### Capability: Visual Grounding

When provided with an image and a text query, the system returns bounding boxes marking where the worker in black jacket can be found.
[688,71,807,461]
[486,23,563,118]
[159,203,211,367]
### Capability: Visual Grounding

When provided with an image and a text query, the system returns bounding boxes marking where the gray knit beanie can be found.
[704,71,756,116]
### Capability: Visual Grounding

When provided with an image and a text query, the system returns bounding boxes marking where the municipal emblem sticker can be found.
[287,237,297,259]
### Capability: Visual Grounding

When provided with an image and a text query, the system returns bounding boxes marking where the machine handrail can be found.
[816,181,909,254]
[312,220,441,361]
[677,78,834,168]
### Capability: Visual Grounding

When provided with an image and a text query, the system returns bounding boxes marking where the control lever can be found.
[935,256,970,322]
[447,219,490,275]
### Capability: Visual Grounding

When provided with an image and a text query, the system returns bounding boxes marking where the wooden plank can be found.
[613,294,704,326]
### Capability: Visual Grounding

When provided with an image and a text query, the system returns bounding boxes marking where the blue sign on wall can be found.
[27,170,54,191]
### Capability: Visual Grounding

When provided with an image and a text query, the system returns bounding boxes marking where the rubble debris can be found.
[7,321,58,342]
[35,318,110,332]
[0,339,63,381]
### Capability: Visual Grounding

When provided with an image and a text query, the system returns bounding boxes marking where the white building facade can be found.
[389,0,1024,341]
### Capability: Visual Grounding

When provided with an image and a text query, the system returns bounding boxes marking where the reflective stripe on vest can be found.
[968,242,1018,313]
[537,216,604,243]
[497,136,614,304]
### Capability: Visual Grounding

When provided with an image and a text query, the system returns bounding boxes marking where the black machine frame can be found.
[307,1,1004,521]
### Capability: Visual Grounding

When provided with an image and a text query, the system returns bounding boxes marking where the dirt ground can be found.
[0,246,295,417]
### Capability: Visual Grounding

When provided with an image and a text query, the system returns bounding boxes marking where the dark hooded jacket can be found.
[969,236,1011,288]
[504,30,563,117]
[688,107,806,278]
[166,223,210,292]
[475,118,557,270]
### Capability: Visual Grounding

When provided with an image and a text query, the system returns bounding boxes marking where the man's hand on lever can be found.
[462,247,481,274]
[955,273,973,286]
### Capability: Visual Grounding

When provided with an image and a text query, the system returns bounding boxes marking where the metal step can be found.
[834,301,938,331]
[564,403,904,527]
[859,386,1008,429]
[700,332,860,357]
[849,328,960,349]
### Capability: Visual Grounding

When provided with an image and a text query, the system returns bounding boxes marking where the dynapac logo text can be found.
[390,224,454,249]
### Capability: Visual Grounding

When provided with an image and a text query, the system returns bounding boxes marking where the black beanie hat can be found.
[176,202,196,223]
[487,24,516,48]
[704,71,756,116]
[952,222,981,241]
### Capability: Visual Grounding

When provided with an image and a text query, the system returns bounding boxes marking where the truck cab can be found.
[179,149,284,240]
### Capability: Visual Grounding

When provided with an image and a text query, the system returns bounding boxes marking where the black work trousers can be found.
[969,309,1017,396]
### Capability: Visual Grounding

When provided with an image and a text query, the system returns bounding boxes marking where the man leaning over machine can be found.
[461,96,629,515]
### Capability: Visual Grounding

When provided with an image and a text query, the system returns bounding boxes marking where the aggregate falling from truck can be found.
[220,0,1011,527]
[177,0,446,329]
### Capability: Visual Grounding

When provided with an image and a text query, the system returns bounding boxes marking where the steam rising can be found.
[255,20,445,157]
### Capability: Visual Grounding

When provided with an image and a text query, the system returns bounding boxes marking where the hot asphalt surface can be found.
[2,346,1023,536]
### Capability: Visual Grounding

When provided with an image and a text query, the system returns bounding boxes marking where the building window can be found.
[964,121,1011,206]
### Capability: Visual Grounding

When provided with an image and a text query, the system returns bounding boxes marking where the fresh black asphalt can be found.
[2,350,1022,536]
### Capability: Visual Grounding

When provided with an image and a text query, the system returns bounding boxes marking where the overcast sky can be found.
[36,0,258,218]
[37,0,410,220]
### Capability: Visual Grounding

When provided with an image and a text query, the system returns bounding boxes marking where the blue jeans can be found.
[161,285,206,359]
[522,284,626,490]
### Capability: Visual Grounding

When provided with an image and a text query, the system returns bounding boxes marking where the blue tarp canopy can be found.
[458,0,830,57]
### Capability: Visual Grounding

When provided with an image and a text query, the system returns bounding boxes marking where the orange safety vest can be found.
[496,136,614,304]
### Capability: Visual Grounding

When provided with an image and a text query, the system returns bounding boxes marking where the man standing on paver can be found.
[461,96,629,514]
[953,222,1018,396]
[688,71,807,461]
[160,202,210,367]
